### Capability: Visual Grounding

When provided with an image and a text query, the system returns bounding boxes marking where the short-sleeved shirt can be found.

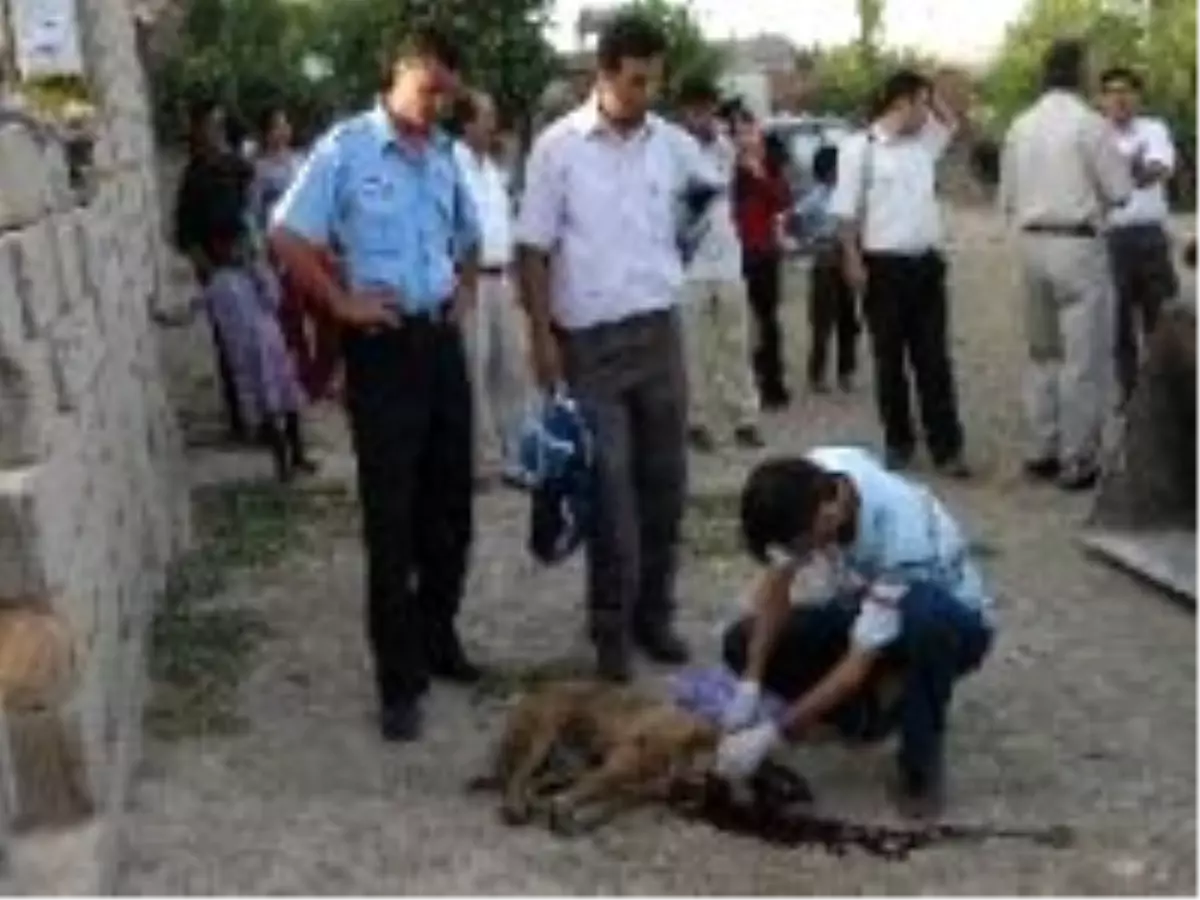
[270,104,481,315]
[515,97,721,330]
[999,90,1132,230]
[828,118,955,255]
[769,445,994,652]
[1107,115,1175,228]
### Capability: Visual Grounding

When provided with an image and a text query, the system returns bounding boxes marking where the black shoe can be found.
[430,640,484,685]
[760,388,791,411]
[890,762,945,821]
[380,699,423,743]
[1058,464,1099,492]
[688,425,717,453]
[733,425,765,449]
[632,625,691,666]
[934,454,972,479]
[884,446,913,471]
[595,642,632,683]
[1023,456,1060,481]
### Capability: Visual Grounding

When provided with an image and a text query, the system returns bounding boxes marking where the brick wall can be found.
[0,0,190,889]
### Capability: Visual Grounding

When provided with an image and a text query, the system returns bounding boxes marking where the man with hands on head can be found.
[269,25,483,745]
[714,446,996,819]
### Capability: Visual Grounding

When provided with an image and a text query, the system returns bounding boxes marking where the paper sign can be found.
[11,0,85,79]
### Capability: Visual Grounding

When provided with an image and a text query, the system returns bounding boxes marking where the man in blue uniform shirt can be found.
[715,446,995,818]
[270,26,482,743]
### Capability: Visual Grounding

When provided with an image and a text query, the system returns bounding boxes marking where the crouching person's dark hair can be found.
[740,457,838,564]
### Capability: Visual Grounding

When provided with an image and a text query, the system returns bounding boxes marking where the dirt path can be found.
[117,209,1195,894]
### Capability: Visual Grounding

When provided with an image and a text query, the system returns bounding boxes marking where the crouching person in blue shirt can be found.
[715,446,995,818]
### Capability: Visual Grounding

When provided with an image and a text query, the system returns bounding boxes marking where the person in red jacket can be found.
[731,111,793,409]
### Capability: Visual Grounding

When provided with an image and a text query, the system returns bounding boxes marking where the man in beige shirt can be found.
[999,39,1132,491]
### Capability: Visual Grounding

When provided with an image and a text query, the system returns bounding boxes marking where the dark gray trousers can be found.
[560,308,688,644]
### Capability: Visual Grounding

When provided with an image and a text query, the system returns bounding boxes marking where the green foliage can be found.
[152,0,558,143]
[806,43,935,119]
[976,0,1196,203]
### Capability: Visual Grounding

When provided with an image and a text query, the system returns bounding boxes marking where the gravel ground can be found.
[117,208,1196,895]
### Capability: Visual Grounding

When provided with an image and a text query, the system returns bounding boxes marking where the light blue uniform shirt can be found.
[271,104,480,315]
[803,445,995,650]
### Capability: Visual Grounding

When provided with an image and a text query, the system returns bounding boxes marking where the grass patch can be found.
[684,491,743,559]
[145,479,358,740]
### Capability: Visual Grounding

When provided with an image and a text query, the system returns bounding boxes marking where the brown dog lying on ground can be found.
[469,679,723,835]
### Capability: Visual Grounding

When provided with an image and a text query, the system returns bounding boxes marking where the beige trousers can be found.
[464,272,531,473]
[682,277,759,433]
[1018,234,1116,467]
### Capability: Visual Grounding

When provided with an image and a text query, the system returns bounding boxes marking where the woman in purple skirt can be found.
[200,215,318,482]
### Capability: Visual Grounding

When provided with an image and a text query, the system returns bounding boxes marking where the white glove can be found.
[715,721,782,780]
[721,679,763,733]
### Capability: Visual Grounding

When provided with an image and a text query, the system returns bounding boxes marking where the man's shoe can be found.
[1023,456,1060,481]
[733,425,765,449]
[632,625,691,665]
[596,642,632,683]
[380,699,423,743]
[1058,464,1099,492]
[889,763,945,821]
[688,426,717,454]
[430,641,484,684]
[884,446,914,471]
[934,454,972,479]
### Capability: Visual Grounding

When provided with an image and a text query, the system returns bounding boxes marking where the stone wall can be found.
[0,0,190,890]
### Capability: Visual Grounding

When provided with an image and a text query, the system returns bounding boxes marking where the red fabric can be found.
[274,248,343,401]
[734,168,792,256]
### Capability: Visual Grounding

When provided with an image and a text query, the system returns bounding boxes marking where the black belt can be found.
[1021,222,1097,237]
[400,303,454,325]
[479,265,508,276]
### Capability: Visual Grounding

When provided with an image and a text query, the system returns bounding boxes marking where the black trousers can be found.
[743,250,787,400]
[1108,223,1179,402]
[862,251,964,462]
[342,317,474,707]
[808,259,859,383]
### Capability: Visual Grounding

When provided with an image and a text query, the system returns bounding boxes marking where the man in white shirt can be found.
[831,70,970,478]
[1099,66,1180,404]
[675,75,763,452]
[1000,40,1132,491]
[516,12,721,681]
[453,90,530,485]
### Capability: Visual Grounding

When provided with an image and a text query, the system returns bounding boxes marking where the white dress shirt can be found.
[829,117,955,255]
[685,132,743,283]
[516,98,720,330]
[454,141,514,268]
[1107,115,1175,228]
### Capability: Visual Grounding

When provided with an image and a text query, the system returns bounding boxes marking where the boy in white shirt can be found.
[1099,66,1180,403]
[714,447,995,818]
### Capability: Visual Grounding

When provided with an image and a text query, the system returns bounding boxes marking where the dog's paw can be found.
[500,797,534,826]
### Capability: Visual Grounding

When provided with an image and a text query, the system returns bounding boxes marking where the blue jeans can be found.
[722,580,992,781]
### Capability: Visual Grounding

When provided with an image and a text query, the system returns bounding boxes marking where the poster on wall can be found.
[10,0,85,79]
